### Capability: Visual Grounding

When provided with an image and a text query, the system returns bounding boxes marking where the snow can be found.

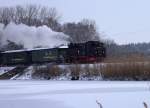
[3,47,62,53]
[0,67,15,75]
[59,45,68,48]
[11,66,34,80]
[2,49,28,53]
[0,81,149,108]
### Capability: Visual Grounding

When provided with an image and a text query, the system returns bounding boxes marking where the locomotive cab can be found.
[67,41,106,63]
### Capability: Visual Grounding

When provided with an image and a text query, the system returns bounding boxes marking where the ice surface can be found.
[0,81,149,108]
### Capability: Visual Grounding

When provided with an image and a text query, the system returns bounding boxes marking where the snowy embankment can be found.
[0,81,149,108]
[11,64,104,80]
[0,67,15,75]
[11,66,34,80]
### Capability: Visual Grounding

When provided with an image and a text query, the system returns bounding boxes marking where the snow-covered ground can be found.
[0,81,149,108]
[11,66,34,80]
[0,67,15,75]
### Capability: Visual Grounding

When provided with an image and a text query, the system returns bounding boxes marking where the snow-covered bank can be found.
[0,67,15,75]
[2,62,150,81]
[0,81,149,108]
[10,65,103,80]
[11,66,34,80]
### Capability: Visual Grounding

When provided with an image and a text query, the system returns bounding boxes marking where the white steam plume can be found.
[0,22,68,49]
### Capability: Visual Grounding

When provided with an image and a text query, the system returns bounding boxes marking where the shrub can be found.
[101,62,150,80]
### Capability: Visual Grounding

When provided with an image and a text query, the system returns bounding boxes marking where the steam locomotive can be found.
[0,41,106,66]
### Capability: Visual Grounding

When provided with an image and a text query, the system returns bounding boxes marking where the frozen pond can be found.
[0,81,149,108]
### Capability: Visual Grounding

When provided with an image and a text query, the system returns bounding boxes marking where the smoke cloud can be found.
[0,22,68,49]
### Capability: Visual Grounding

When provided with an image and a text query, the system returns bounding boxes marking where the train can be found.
[0,41,106,66]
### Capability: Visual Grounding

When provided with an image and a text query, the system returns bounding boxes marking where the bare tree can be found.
[40,8,61,31]
[62,19,101,43]
[0,7,13,25]
[0,5,61,31]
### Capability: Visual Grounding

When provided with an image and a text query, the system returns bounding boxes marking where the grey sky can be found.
[0,0,150,44]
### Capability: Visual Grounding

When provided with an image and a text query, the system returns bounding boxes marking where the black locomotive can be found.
[0,41,106,66]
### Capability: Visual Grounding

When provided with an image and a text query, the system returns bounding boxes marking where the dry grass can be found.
[101,55,150,80]
[68,64,81,80]
[32,62,150,80]
[95,101,148,108]
[96,100,103,108]
[101,62,150,80]
[32,65,62,79]
[82,64,101,77]
[31,55,150,80]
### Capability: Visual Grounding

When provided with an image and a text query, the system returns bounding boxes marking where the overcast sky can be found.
[0,0,150,44]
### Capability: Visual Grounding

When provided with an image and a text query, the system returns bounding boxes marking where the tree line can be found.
[106,42,150,58]
[0,5,61,31]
